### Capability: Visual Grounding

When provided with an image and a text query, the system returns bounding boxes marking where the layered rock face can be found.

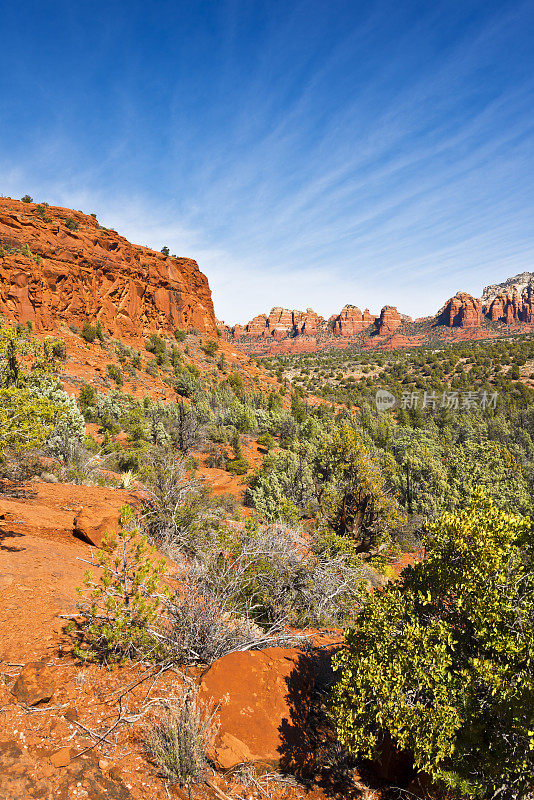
[228,307,327,340]
[441,292,483,328]
[377,305,402,335]
[332,305,375,336]
[482,272,534,324]
[482,271,534,305]
[0,198,216,336]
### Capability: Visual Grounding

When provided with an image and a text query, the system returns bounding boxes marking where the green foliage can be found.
[201,339,219,357]
[0,321,78,460]
[314,423,406,555]
[226,456,249,475]
[78,384,97,415]
[145,333,166,357]
[70,506,170,663]
[21,194,33,203]
[65,217,79,231]
[331,492,534,798]
[161,246,170,256]
[174,328,186,342]
[106,363,123,387]
[80,321,104,343]
[257,432,275,451]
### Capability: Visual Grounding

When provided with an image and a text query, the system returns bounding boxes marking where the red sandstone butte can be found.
[0,198,216,337]
[441,292,483,328]
[332,304,375,336]
[377,305,402,335]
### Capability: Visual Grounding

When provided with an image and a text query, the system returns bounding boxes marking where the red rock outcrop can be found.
[294,307,324,335]
[441,292,483,328]
[199,647,331,770]
[485,286,534,324]
[332,305,375,336]
[377,305,402,335]
[0,198,216,337]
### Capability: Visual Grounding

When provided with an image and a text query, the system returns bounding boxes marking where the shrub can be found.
[174,328,186,342]
[21,194,33,203]
[106,363,123,387]
[65,218,79,231]
[141,451,225,556]
[161,246,170,256]
[145,334,166,357]
[80,322,97,343]
[21,243,31,258]
[187,520,366,630]
[330,491,534,799]
[69,506,170,663]
[146,686,218,785]
[226,456,249,475]
[174,371,198,398]
[314,422,405,556]
[146,360,158,377]
[257,432,275,451]
[46,337,67,361]
[0,322,75,460]
[78,384,97,415]
[201,339,219,357]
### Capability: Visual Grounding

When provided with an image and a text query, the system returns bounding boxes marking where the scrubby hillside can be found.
[0,199,533,800]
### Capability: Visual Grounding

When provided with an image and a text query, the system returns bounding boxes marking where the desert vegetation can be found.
[0,267,532,797]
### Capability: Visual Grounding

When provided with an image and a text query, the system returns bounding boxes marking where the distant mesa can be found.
[223,271,534,354]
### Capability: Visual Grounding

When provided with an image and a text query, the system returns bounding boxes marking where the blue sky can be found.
[1,0,533,323]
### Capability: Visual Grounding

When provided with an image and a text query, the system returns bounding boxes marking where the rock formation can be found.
[440,292,483,328]
[332,304,375,336]
[482,273,534,325]
[0,198,216,337]
[377,305,402,335]
[482,271,534,305]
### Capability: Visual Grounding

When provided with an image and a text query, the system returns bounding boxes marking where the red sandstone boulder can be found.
[73,507,121,548]
[12,661,56,706]
[199,647,317,770]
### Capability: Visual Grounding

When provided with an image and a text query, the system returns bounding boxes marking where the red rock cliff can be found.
[377,305,402,335]
[0,198,216,337]
[485,287,534,324]
[441,292,482,328]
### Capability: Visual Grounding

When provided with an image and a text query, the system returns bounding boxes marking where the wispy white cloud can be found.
[1,1,533,324]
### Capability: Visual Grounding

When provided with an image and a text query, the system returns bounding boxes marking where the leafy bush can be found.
[0,322,76,461]
[257,432,275,451]
[106,363,123,387]
[146,686,218,786]
[174,328,186,342]
[70,506,170,663]
[201,339,219,357]
[160,246,170,256]
[80,321,104,343]
[65,217,79,231]
[314,422,405,556]
[226,456,249,475]
[21,194,33,203]
[330,491,534,799]
[145,333,166,356]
